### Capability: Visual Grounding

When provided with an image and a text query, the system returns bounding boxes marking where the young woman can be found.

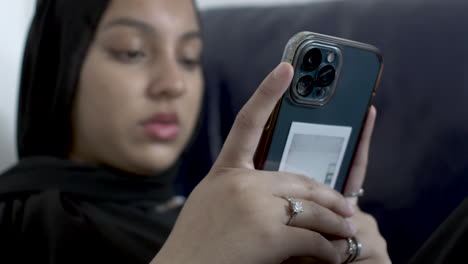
[0,0,389,263]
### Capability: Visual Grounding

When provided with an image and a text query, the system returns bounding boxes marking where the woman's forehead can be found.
[100,0,199,32]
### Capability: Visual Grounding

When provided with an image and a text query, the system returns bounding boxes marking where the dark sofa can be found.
[178,0,468,262]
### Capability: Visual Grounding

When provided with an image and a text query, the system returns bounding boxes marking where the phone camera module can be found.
[303,48,322,71]
[316,65,336,87]
[296,75,315,97]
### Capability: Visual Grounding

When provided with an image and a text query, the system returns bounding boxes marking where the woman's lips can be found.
[142,112,180,141]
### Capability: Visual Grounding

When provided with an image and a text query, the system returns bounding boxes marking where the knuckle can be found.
[338,216,350,231]
[279,171,321,196]
[329,192,347,211]
[289,173,318,190]
[256,82,275,99]
[295,173,317,187]
[380,237,388,252]
[373,228,388,250]
[331,215,350,236]
[324,211,346,230]
[336,192,348,205]
[234,108,256,131]
[295,176,320,196]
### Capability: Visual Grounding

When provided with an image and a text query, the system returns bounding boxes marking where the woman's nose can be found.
[146,58,186,99]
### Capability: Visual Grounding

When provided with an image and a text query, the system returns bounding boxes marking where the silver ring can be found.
[284,197,304,225]
[343,237,362,263]
[346,188,365,198]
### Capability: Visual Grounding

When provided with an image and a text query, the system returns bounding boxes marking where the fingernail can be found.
[347,219,358,235]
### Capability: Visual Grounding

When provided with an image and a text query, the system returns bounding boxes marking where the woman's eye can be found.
[111,49,146,63]
[180,58,201,70]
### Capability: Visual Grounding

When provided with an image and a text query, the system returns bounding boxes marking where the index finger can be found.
[343,106,377,203]
[215,63,294,169]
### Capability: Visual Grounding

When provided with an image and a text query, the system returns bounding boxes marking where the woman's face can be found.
[70,0,203,175]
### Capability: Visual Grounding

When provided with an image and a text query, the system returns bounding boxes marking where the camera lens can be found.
[303,48,322,71]
[316,65,336,87]
[296,75,315,97]
[315,87,325,98]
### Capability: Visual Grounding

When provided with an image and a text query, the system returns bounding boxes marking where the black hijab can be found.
[17,0,111,158]
[0,1,202,263]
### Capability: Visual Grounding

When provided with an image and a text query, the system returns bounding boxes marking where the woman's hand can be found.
[336,106,391,263]
[282,107,391,264]
[339,106,391,264]
[152,63,357,264]
[281,210,390,264]
[332,209,391,264]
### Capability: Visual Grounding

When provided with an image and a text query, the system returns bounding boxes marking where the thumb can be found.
[215,62,294,169]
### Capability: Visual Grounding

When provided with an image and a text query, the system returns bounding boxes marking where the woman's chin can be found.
[126,147,182,176]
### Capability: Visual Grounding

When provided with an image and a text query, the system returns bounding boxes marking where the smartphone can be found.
[254,31,383,193]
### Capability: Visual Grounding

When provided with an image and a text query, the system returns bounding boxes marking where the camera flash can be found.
[327,53,336,63]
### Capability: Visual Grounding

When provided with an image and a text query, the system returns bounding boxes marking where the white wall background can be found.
[0,0,326,171]
[0,1,35,172]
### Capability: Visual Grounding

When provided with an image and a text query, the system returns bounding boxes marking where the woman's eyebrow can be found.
[181,31,202,42]
[102,17,157,35]
[101,17,201,43]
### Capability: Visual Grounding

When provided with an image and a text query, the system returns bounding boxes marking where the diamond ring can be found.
[284,197,304,225]
[343,237,362,263]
